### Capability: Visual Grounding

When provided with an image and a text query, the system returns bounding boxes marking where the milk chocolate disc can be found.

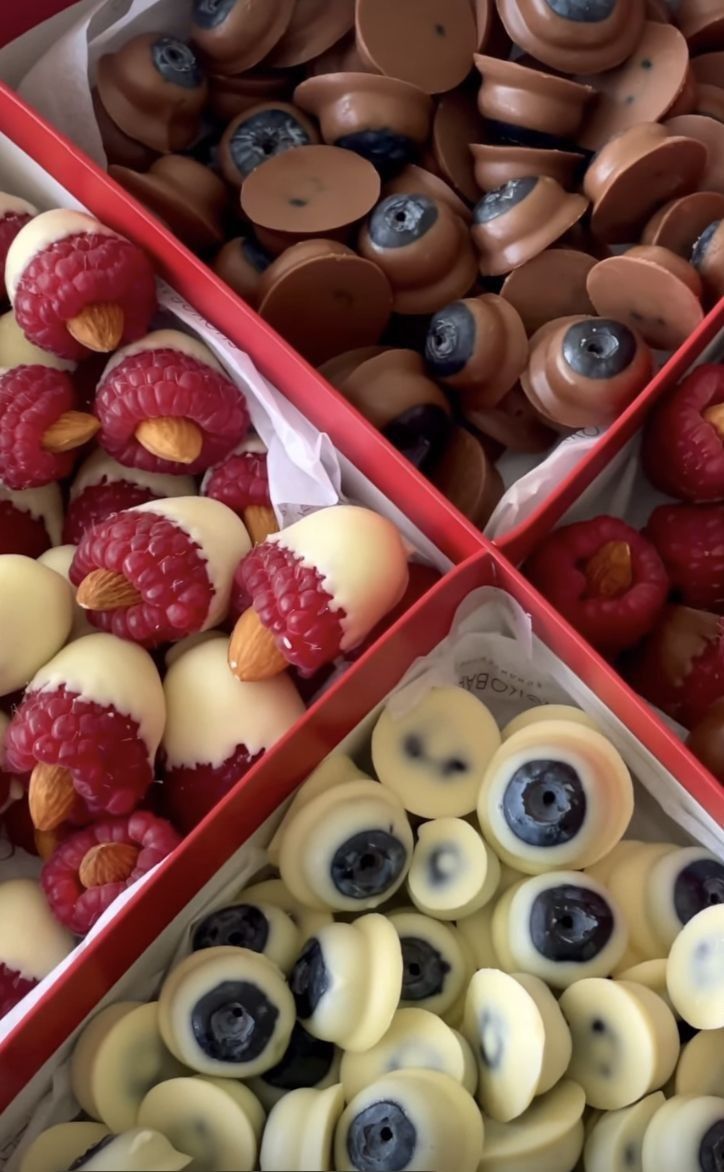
[266,0,356,68]
[696,83,724,121]
[430,425,504,527]
[675,0,724,52]
[577,22,691,152]
[424,293,529,405]
[496,0,645,75]
[586,245,704,351]
[431,89,487,204]
[691,52,724,87]
[690,219,724,302]
[470,143,585,192]
[191,0,296,75]
[219,102,319,188]
[257,239,393,364]
[319,346,388,383]
[474,55,595,145]
[306,33,372,76]
[212,236,273,306]
[241,144,381,234]
[208,69,296,122]
[108,157,228,251]
[501,248,596,336]
[470,0,495,49]
[584,122,708,244]
[667,64,700,118]
[472,175,588,277]
[464,383,556,452]
[642,191,724,256]
[646,0,674,19]
[355,0,477,95]
[92,88,158,170]
[384,166,473,222]
[666,114,724,195]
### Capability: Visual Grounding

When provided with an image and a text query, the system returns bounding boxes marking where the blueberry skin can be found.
[192,904,270,953]
[193,0,237,28]
[699,1119,724,1172]
[529,884,614,962]
[261,1021,336,1091]
[330,829,409,900]
[191,979,278,1062]
[382,404,451,473]
[486,120,588,155]
[502,759,587,848]
[367,195,439,250]
[290,937,330,1019]
[400,936,451,1000]
[562,319,637,380]
[674,859,724,927]
[473,177,538,225]
[229,109,312,179]
[425,302,477,379]
[346,1101,417,1172]
[66,1137,115,1171]
[692,221,721,270]
[336,130,417,176]
[151,38,203,90]
[241,237,273,273]
[544,0,618,20]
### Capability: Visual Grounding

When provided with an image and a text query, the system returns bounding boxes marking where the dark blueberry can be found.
[692,221,721,270]
[193,0,237,28]
[479,1009,505,1070]
[427,844,458,887]
[241,237,273,273]
[404,734,425,759]
[330,829,409,900]
[346,1101,417,1172]
[229,109,312,180]
[382,404,451,472]
[289,937,329,1019]
[367,195,438,250]
[424,302,477,379]
[191,979,278,1062]
[400,936,450,1000]
[529,883,614,963]
[591,1018,607,1033]
[699,1118,724,1172]
[261,1021,336,1090]
[442,756,469,776]
[678,1018,699,1045]
[336,130,417,176]
[562,319,637,380]
[486,120,585,153]
[151,37,203,89]
[473,177,538,224]
[192,904,270,953]
[673,859,724,927]
[66,1137,115,1171]
[502,759,587,848]
[544,0,618,20]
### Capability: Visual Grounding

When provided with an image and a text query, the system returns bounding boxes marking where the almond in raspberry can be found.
[642,364,724,501]
[202,435,277,543]
[0,365,99,490]
[0,878,73,1014]
[65,449,196,545]
[623,605,724,729]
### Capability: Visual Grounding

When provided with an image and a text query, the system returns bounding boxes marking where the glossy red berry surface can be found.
[161,744,262,834]
[646,503,724,612]
[0,501,51,557]
[642,365,724,501]
[0,211,33,301]
[624,605,724,729]
[0,366,84,490]
[0,963,37,1017]
[203,449,271,517]
[63,481,160,545]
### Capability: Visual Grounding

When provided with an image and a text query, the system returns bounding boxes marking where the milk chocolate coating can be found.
[470,142,585,192]
[306,33,372,77]
[384,166,472,223]
[583,122,708,245]
[691,51,724,88]
[431,89,487,204]
[686,698,724,783]
[108,156,228,252]
[474,55,595,146]
[96,33,208,154]
[266,0,356,68]
[207,70,297,123]
[191,0,296,75]
[471,176,588,277]
[424,293,528,406]
[666,115,724,196]
[521,314,652,430]
[430,425,504,527]
[212,236,273,306]
[690,218,724,302]
[643,192,724,257]
[464,383,556,452]
[496,0,645,75]
[696,83,724,122]
[676,0,724,52]
[586,245,704,351]
[355,0,477,95]
[92,88,158,170]
[358,193,478,315]
[219,102,319,188]
[501,248,596,336]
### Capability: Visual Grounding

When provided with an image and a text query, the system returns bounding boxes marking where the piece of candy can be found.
[642,364,724,502]
[0,365,99,490]
[0,878,73,1017]
[407,817,501,919]
[641,1094,724,1172]
[473,54,594,147]
[38,545,96,643]
[137,1077,264,1172]
[389,910,473,1021]
[6,210,157,360]
[623,604,724,729]
[0,193,37,302]
[605,841,678,960]
[0,554,73,698]
[0,482,63,558]
[675,1029,724,1097]
[109,157,229,254]
[201,434,277,544]
[501,704,601,739]
[477,1079,585,1172]
[496,0,645,75]
[241,876,333,944]
[666,904,724,1029]
[259,1084,344,1172]
[0,309,75,374]
[191,0,296,76]
[65,449,195,545]
[62,1128,191,1171]
[583,1090,665,1172]
[646,502,724,611]
[17,1124,111,1172]
[191,899,299,974]
[247,1021,341,1111]
[424,294,528,408]
[646,846,724,954]
[472,178,588,279]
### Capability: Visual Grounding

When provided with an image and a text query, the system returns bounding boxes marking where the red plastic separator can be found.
[0,0,79,48]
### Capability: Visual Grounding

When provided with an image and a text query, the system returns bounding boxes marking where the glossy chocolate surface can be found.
[191,0,296,75]
[472,175,588,277]
[496,0,645,74]
[108,156,228,251]
[219,102,319,188]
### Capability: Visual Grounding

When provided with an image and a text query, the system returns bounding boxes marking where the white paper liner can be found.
[2,584,721,1165]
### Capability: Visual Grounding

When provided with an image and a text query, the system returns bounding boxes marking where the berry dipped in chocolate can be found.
[0,193,36,303]
[211,237,273,308]
[495,0,645,75]
[108,157,228,254]
[0,878,73,1016]
[0,366,99,490]
[202,435,277,544]
[691,218,724,303]
[0,555,73,698]
[190,0,296,76]
[472,178,588,279]
[0,483,62,558]
[642,364,724,501]
[646,502,724,612]
[219,102,319,189]
[473,54,595,150]
[424,295,528,408]
[624,604,724,730]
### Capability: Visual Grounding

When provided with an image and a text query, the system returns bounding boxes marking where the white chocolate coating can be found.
[239,878,332,945]
[478,1079,585,1172]
[70,448,195,502]
[641,1094,724,1172]
[5,210,118,303]
[390,910,472,1020]
[38,545,96,641]
[614,959,675,1014]
[647,845,724,953]
[457,903,500,970]
[268,505,409,652]
[0,710,23,814]
[18,1123,110,1172]
[607,841,678,959]
[585,838,646,887]
[501,704,601,739]
[0,193,38,218]
[267,753,368,866]
[138,1077,264,1172]
[676,1029,724,1097]
[191,899,300,974]
[259,1084,344,1172]
[162,636,305,768]
[667,904,724,1029]
[100,329,225,380]
[0,556,72,696]
[0,878,73,981]
[0,482,63,547]
[131,498,250,629]
[0,312,75,372]
[407,817,500,920]
[70,1128,191,1170]
[583,1091,665,1172]
[164,630,221,670]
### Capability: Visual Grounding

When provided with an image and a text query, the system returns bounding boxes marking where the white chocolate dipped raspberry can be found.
[164,630,221,669]
[267,752,369,866]
[65,1128,191,1170]
[478,1079,586,1172]
[70,448,196,504]
[18,1123,111,1172]
[38,545,95,641]
[137,1076,264,1172]
[583,1090,665,1172]
[0,311,75,372]
[259,1084,344,1172]
[606,841,678,960]
[641,1094,724,1172]
[646,846,724,954]
[200,431,267,497]
[240,877,333,945]
[0,878,73,984]
[5,210,118,304]
[675,1029,724,1097]
[667,904,724,1029]
[70,1001,187,1133]
[0,481,64,548]
[0,193,37,219]
[0,555,73,695]
[477,720,634,875]
[407,817,500,920]
[390,910,472,1020]
[372,685,501,818]
[100,329,225,380]
[464,969,571,1122]
[501,704,602,739]
[190,898,299,974]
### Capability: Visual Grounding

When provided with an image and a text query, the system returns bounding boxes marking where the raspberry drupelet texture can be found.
[0,963,37,1017]
[642,364,724,502]
[0,212,34,302]
[0,366,89,490]
[70,510,214,646]
[238,542,346,676]
[63,480,161,545]
[96,348,250,475]
[41,812,181,935]
[13,233,157,361]
[161,744,262,834]
[203,448,271,517]
[646,503,724,612]
[0,500,51,557]
[5,686,154,819]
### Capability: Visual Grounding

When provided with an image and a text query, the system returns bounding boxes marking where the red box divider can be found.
[0,1,79,48]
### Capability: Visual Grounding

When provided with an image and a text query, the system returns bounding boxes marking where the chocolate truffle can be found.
[675,0,724,52]
[212,236,273,306]
[424,294,528,406]
[690,219,724,302]
[219,102,319,189]
[108,156,228,252]
[355,0,477,95]
[471,176,588,278]
[496,0,645,75]
[501,249,596,336]
[190,0,296,75]
[587,245,704,352]
[473,55,595,148]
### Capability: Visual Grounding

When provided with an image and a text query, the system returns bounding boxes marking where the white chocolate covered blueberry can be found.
[463,968,572,1122]
[606,841,678,960]
[389,910,471,1019]
[676,1029,724,1097]
[457,903,500,970]
[583,1090,665,1172]
[239,877,333,945]
[614,959,676,1015]
[501,705,602,739]
[247,1021,342,1111]
[278,779,414,912]
[158,946,295,1077]
[0,555,73,695]
[61,1128,191,1170]
[38,545,95,641]
[407,817,500,920]
[478,1079,586,1172]
[667,905,724,1030]
[0,310,75,371]
[18,1124,111,1172]
[259,1084,345,1171]
[137,1076,264,1172]
[267,753,368,866]
[0,878,73,985]
[647,846,724,953]
[371,685,501,818]
[640,1094,724,1172]
[477,721,633,875]
[585,839,646,888]
[190,899,299,973]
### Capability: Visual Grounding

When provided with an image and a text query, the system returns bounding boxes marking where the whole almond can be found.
[585,541,633,599]
[66,302,125,352]
[76,568,143,611]
[135,416,204,464]
[28,763,77,831]
[42,410,101,453]
[243,504,279,545]
[228,607,288,681]
[79,842,139,888]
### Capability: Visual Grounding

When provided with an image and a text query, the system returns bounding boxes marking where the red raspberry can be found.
[5,685,154,819]
[525,516,669,657]
[14,233,157,361]
[160,744,262,834]
[624,605,724,729]
[203,449,271,516]
[238,542,345,677]
[0,212,34,301]
[63,480,161,544]
[0,500,51,557]
[646,503,724,612]
[0,963,37,1016]
[69,510,213,647]
[0,366,92,490]
[41,811,181,935]
[96,348,250,475]
[642,364,724,501]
